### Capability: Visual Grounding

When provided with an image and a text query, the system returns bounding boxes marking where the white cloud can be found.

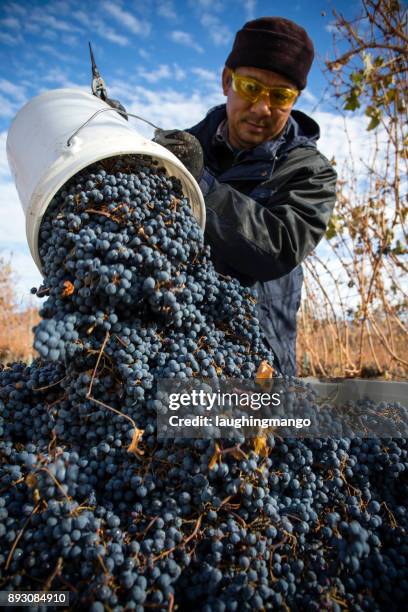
[105,78,224,135]
[300,88,318,106]
[0,134,47,301]
[191,67,219,83]
[138,64,172,83]
[170,30,203,53]
[25,22,42,35]
[129,88,224,133]
[39,68,83,89]
[102,1,151,36]
[3,1,27,16]
[39,45,77,63]
[1,249,43,303]
[139,49,151,60]
[0,144,29,249]
[48,0,72,14]
[0,79,27,118]
[71,9,89,26]
[0,78,27,120]
[156,0,177,20]
[173,64,186,81]
[0,187,27,248]
[95,22,130,46]
[200,14,232,46]
[72,10,129,46]
[42,29,59,42]
[0,31,22,45]
[325,22,338,34]
[243,0,256,20]
[31,13,79,33]
[137,64,184,84]
[195,0,223,10]
[0,132,11,178]
[61,34,79,47]
[0,80,26,103]
[0,127,64,303]
[1,16,20,28]
[0,95,20,119]
[6,4,82,43]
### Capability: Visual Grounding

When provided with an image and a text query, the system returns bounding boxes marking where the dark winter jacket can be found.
[187,104,337,375]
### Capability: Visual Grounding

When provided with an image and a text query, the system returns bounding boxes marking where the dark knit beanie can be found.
[225,17,314,90]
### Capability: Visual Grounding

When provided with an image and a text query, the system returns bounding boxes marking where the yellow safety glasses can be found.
[229,69,299,109]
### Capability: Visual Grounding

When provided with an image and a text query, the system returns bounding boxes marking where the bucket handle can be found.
[66,108,161,147]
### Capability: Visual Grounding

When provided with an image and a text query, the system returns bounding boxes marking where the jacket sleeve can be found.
[201,149,337,283]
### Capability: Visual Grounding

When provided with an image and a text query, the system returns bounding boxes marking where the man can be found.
[154,17,337,376]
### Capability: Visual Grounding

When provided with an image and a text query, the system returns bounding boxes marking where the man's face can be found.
[222,66,298,150]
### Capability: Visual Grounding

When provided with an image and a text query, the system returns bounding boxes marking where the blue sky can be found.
[0,0,358,124]
[0,0,368,304]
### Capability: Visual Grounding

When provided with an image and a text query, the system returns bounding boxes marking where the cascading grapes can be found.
[0,154,407,611]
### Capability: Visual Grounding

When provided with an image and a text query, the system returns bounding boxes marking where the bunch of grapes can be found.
[0,155,407,611]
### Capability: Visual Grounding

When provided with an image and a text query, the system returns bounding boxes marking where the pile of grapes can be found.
[0,156,407,611]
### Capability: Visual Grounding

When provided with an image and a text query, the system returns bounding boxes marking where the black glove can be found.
[153,129,204,181]
[105,98,128,121]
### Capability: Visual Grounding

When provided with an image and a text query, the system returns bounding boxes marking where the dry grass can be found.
[0,257,39,364]
[297,312,408,380]
[0,308,39,364]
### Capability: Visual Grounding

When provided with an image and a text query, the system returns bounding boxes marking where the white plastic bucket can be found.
[6,88,206,274]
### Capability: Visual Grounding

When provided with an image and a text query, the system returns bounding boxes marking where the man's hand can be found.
[105,98,128,120]
[153,129,204,181]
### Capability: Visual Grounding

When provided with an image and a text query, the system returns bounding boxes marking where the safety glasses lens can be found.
[236,78,263,100]
[232,73,297,109]
[268,89,297,108]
